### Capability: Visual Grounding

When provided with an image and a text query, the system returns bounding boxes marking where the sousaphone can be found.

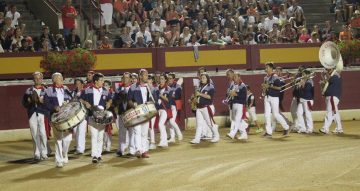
[319,41,344,95]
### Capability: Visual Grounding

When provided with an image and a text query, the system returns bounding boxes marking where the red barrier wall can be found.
[2,71,360,131]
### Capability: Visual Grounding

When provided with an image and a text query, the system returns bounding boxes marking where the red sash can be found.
[330,96,336,114]
[206,106,216,126]
[307,101,313,111]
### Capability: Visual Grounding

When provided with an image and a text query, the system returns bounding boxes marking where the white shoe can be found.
[201,136,212,140]
[332,130,344,134]
[63,158,69,164]
[56,162,64,168]
[41,154,48,160]
[306,130,313,134]
[226,133,234,139]
[210,138,219,143]
[237,134,248,140]
[168,138,176,143]
[157,144,168,148]
[178,134,183,141]
[190,139,200,144]
[149,143,157,150]
[297,129,306,134]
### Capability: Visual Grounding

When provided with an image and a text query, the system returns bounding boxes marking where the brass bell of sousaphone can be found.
[319,41,343,72]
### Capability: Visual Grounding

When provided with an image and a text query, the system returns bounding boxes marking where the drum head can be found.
[51,102,82,124]
[124,111,157,128]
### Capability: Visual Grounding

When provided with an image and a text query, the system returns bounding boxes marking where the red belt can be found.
[307,101,313,111]
[330,96,336,114]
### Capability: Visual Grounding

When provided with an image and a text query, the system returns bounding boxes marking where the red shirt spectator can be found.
[62,0,77,36]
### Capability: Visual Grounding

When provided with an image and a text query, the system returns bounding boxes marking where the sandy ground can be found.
[1,121,360,191]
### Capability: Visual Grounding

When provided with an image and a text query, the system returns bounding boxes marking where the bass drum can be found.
[122,102,157,128]
[51,101,87,131]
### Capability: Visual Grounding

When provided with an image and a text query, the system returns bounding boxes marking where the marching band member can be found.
[246,86,262,133]
[127,69,156,158]
[319,68,343,134]
[84,70,95,88]
[190,72,220,144]
[226,73,249,140]
[103,80,115,152]
[289,66,305,131]
[225,69,236,132]
[167,72,183,143]
[22,71,49,161]
[157,73,171,147]
[147,74,157,150]
[297,70,314,134]
[80,73,113,163]
[72,79,87,154]
[262,62,290,137]
[114,72,136,156]
[44,73,73,168]
[131,73,138,84]
[197,67,213,140]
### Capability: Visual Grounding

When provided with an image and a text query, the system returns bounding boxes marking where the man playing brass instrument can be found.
[319,68,343,134]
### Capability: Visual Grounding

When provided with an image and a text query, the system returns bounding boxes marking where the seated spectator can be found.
[180,26,191,43]
[221,28,232,44]
[152,30,166,47]
[298,28,310,43]
[5,5,20,27]
[65,29,81,49]
[165,24,180,47]
[280,22,297,43]
[165,3,179,22]
[99,36,112,49]
[142,0,153,12]
[181,16,195,31]
[193,12,209,31]
[264,11,279,32]
[134,36,147,48]
[307,32,320,43]
[113,35,124,48]
[208,32,226,45]
[39,38,50,52]
[176,37,185,47]
[135,22,152,45]
[269,23,281,43]
[321,20,334,41]
[120,26,134,46]
[257,27,269,44]
[243,33,257,44]
[57,35,67,51]
[0,12,4,29]
[11,27,23,51]
[135,3,147,22]
[18,38,34,52]
[186,34,201,46]
[40,26,58,50]
[231,32,242,45]
[151,16,166,33]
[339,24,352,41]
[84,39,94,50]
[174,0,183,14]
[126,13,140,34]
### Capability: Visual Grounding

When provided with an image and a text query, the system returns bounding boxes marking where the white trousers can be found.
[248,106,257,122]
[100,3,113,25]
[149,116,156,144]
[290,97,299,128]
[103,127,112,151]
[89,119,105,158]
[134,121,149,154]
[117,117,131,153]
[54,129,72,164]
[201,105,214,138]
[168,105,183,140]
[193,105,219,142]
[229,106,235,131]
[73,119,87,153]
[158,109,168,146]
[297,99,314,132]
[264,96,289,135]
[322,96,342,132]
[228,104,248,137]
[29,113,48,157]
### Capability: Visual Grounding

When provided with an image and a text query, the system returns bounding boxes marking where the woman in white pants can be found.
[156,74,171,147]
[297,70,314,134]
[190,73,219,144]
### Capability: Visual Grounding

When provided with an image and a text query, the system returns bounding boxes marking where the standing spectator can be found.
[321,20,334,41]
[5,5,20,27]
[264,11,279,32]
[287,0,303,18]
[65,29,81,49]
[99,0,113,34]
[290,10,306,31]
[61,0,77,37]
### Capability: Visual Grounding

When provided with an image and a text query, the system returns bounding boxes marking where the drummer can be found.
[127,69,156,158]
[72,79,87,155]
[80,73,113,164]
[44,73,73,168]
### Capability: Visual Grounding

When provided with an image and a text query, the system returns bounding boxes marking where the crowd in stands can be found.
[0,0,360,53]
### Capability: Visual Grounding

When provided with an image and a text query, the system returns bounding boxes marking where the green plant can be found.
[40,48,96,77]
[337,39,360,59]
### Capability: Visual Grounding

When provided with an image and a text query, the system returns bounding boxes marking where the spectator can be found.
[243,33,257,44]
[176,37,185,47]
[247,3,259,24]
[287,0,303,18]
[174,0,184,14]
[186,34,201,46]
[135,3,147,22]
[18,38,34,52]
[113,35,124,48]
[231,32,242,45]
[278,3,288,27]
[165,3,179,22]
[99,0,113,34]
[321,20,334,41]
[264,10,279,32]
[307,32,320,43]
[290,10,306,31]
[339,24,352,41]
[11,27,23,51]
[180,26,191,43]
[142,0,153,12]
[269,23,281,43]
[39,38,50,52]
[126,13,140,34]
[134,36,147,48]
[0,12,4,29]
[61,0,77,37]
[334,0,346,23]
[5,5,20,27]
[135,22,152,44]
[208,32,226,45]
[39,26,58,50]
[65,29,81,49]
[151,16,166,33]
[221,28,232,44]
[57,36,67,51]
[221,13,236,31]
[99,36,112,49]
[193,12,209,31]
[280,22,297,43]
[165,24,180,46]
[257,27,269,44]
[120,26,133,46]
[84,39,94,50]
[298,28,310,43]
[152,30,166,47]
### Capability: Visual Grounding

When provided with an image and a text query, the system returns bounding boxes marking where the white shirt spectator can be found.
[126,21,139,34]
[5,11,21,27]
[264,16,279,31]
[151,19,167,33]
[135,30,152,44]
[287,5,303,18]
[180,33,191,43]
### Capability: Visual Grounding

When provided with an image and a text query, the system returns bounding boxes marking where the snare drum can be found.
[122,102,157,128]
[51,101,87,131]
[92,110,114,125]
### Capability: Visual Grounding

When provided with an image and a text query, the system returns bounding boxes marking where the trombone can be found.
[280,72,316,92]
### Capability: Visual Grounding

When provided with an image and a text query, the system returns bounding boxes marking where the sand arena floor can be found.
[1,121,360,191]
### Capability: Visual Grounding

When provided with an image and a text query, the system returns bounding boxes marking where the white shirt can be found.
[5,11,21,27]
[180,33,191,43]
[56,88,64,106]
[140,86,148,103]
[93,87,103,106]
[135,31,152,44]
[151,20,167,33]
[264,17,279,32]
